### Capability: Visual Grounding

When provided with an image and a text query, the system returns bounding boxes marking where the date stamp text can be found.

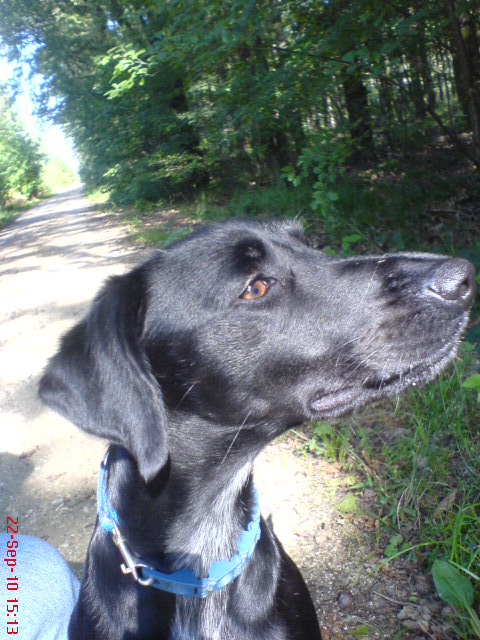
[4,516,19,635]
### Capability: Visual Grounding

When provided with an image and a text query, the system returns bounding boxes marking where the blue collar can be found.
[97,452,261,598]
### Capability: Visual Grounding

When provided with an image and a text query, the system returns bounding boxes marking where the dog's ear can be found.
[39,264,168,483]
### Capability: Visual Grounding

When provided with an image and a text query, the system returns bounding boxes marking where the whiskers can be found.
[174,381,199,411]
[218,412,252,468]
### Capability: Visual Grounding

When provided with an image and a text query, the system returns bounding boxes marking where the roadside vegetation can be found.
[0,88,79,228]
[41,157,79,195]
[0,0,479,635]
[0,87,43,225]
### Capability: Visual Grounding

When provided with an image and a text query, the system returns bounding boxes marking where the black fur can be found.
[39,219,475,640]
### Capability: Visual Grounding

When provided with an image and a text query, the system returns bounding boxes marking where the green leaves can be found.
[432,559,480,638]
[341,234,362,254]
[433,559,473,608]
[337,492,358,515]
[0,88,44,205]
[99,45,149,99]
[462,375,480,403]
[384,533,410,558]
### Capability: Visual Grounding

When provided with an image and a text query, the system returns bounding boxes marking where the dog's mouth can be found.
[310,340,462,419]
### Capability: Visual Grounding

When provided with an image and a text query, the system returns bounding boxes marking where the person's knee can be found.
[1,534,79,639]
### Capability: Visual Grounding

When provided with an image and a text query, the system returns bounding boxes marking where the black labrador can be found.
[39,219,476,640]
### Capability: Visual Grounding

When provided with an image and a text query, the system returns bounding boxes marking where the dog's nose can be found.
[429,258,476,309]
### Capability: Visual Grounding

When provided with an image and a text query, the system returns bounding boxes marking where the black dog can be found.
[39,220,475,639]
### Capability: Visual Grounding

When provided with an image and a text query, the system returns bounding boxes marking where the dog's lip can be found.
[310,340,463,417]
[310,387,363,414]
[310,369,419,415]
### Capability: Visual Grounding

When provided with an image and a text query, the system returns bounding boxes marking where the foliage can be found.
[462,374,480,403]
[432,559,473,609]
[282,129,352,223]
[0,0,479,206]
[0,196,40,229]
[42,158,78,194]
[383,533,410,558]
[0,88,44,205]
[433,559,480,637]
[305,421,350,463]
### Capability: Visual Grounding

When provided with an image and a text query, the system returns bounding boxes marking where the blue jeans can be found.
[0,534,79,639]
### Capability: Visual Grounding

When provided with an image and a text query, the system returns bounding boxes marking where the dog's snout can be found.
[428,258,476,308]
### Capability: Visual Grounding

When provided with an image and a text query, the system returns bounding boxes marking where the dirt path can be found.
[0,190,438,638]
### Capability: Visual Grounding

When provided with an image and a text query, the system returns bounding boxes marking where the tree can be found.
[445,0,480,163]
[0,88,44,204]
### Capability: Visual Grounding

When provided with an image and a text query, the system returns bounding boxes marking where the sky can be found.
[0,53,79,172]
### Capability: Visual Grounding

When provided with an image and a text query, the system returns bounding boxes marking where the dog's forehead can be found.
[166,219,308,270]
[181,219,305,247]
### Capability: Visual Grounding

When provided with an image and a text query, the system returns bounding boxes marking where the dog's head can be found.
[39,220,476,482]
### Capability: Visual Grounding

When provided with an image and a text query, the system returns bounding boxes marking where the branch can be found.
[423,102,480,167]
[380,72,480,168]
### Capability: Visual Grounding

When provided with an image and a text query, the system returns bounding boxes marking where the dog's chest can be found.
[169,597,230,640]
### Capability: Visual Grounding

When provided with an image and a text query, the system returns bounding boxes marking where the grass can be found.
[0,207,17,228]
[303,344,480,638]
[108,180,312,248]
[189,181,311,224]
[382,350,480,638]
[85,188,110,205]
[130,223,193,247]
[0,195,42,229]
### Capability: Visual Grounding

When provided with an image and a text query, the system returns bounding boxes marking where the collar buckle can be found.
[112,522,155,587]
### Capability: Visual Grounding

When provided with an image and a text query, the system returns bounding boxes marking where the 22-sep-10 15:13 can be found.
[5,516,19,635]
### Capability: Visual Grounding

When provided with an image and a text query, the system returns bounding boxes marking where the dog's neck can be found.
[105,412,270,576]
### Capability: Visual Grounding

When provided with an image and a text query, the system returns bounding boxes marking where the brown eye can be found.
[241,279,269,300]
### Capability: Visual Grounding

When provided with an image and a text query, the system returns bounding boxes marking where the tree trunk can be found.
[405,24,435,117]
[342,68,374,158]
[419,35,436,111]
[445,0,480,163]
[406,49,426,118]
[451,53,469,119]
[378,63,394,121]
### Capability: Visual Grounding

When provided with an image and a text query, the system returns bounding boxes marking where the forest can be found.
[1,1,480,637]
[0,0,479,244]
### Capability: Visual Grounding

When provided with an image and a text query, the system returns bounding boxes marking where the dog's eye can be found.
[241,278,270,300]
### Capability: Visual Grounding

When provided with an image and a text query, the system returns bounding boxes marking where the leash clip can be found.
[112,522,155,587]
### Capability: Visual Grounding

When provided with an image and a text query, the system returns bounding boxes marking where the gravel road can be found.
[0,189,440,638]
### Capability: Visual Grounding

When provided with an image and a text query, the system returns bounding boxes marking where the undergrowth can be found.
[0,196,42,229]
